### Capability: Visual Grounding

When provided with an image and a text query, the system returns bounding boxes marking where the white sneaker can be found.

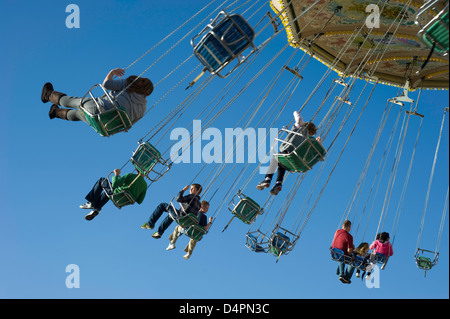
[79,202,94,209]
[166,243,176,251]
[356,272,360,278]
[183,253,191,260]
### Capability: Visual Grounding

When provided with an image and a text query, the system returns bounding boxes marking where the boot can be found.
[41,82,66,104]
[48,104,70,120]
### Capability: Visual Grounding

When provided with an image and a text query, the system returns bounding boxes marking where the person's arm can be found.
[111,169,123,188]
[103,68,125,85]
[176,185,190,203]
[293,111,304,128]
[204,217,213,231]
[347,236,354,254]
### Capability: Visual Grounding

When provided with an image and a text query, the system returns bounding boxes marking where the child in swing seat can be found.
[369,232,394,270]
[353,242,370,279]
[256,111,321,195]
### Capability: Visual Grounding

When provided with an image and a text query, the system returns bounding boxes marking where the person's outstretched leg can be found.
[146,203,169,228]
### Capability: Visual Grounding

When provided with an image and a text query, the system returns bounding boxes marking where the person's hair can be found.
[354,242,369,255]
[380,232,390,242]
[343,220,352,229]
[305,122,317,136]
[201,201,209,209]
[192,183,202,195]
[126,76,154,96]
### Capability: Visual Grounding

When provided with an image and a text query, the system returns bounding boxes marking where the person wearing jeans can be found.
[80,168,147,221]
[141,184,202,239]
[331,220,355,284]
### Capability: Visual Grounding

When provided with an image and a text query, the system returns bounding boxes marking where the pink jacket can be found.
[370,239,393,257]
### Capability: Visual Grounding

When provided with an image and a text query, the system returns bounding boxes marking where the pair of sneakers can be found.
[140,223,162,239]
[256,179,282,195]
[166,243,191,260]
[79,202,99,221]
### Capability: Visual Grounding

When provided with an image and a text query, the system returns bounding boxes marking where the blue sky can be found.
[1,0,448,301]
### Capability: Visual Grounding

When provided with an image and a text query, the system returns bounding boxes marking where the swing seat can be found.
[330,248,346,262]
[109,186,136,209]
[330,247,354,264]
[101,175,136,209]
[192,11,255,78]
[231,195,262,224]
[372,252,387,264]
[417,6,449,54]
[176,213,200,228]
[268,232,291,257]
[352,255,367,270]
[245,233,266,253]
[169,207,200,229]
[416,256,433,270]
[185,224,206,242]
[83,107,132,137]
[276,137,327,173]
[81,84,132,137]
[131,142,162,177]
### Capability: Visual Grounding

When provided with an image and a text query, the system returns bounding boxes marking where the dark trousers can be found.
[147,203,178,235]
[85,177,112,211]
[265,164,286,183]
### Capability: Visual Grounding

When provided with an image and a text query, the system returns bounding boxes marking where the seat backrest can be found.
[276,137,326,173]
[269,232,291,257]
[245,233,266,253]
[131,142,162,176]
[213,14,255,55]
[233,197,261,224]
[352,255,367,269]
[185,224,206,241]
[110,187,136,208]
[176,213,200,228]
[84,107,132,137]
[416,256,433,270]
[330,247,346,262]
[194,13,255,74]
[373,252,387,264]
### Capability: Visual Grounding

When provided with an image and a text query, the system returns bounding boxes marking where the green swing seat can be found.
[109,186,136,209]
[231,195,262,224]
[268,232,295,261]
[83,107,132,137]
[175,213,200,229]
[276,137,327,173]
[417,1,449,55]
[415,248,438,272]
[131,142,162,176]
[168,199,200,229]
[185,224,207,242]
[416,256,433,270]
[81,84,132,137]
[101,173,138,209]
